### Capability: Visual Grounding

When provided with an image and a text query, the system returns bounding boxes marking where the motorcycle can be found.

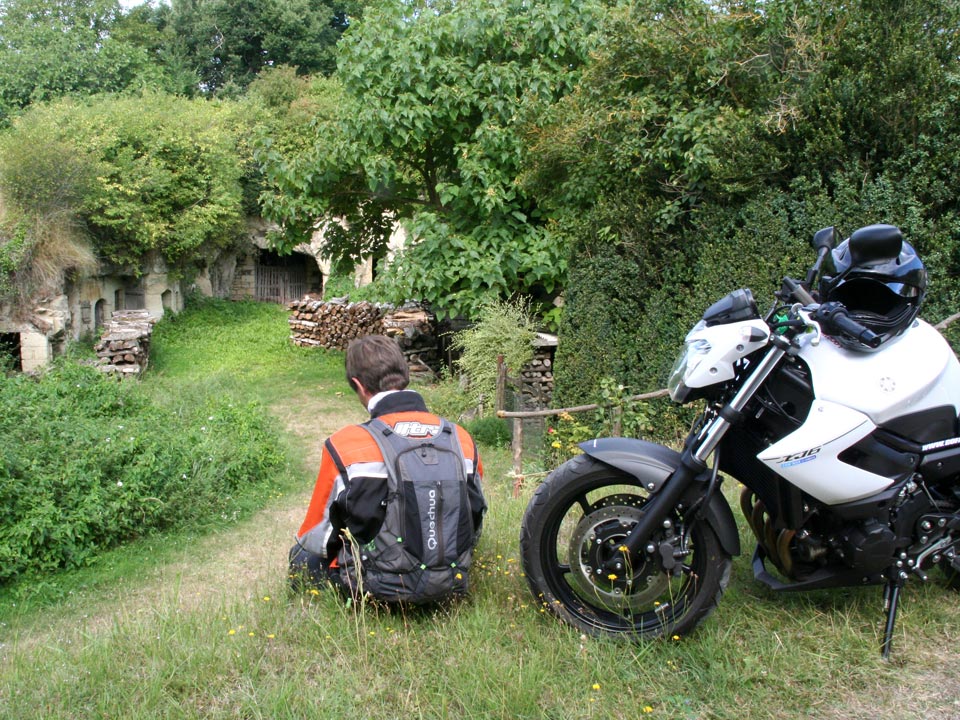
[520,224,960,657]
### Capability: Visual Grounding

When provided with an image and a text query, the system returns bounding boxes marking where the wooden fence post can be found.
[611,406,622,437]
[498,388,671,498]
[495,354,507,414]
[511,417,524,498]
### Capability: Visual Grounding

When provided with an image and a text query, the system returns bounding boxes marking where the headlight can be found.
[667,339,711,403]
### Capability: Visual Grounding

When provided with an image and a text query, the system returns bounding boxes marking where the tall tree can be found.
[0,0,163,122]
[258,0,602,319]
[169,0,360,94]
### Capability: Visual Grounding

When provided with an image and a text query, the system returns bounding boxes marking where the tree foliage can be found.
[0,0,168,123]
[168,0,360,94]
[257,0,602,319]
[0,93,257,283]
[523,0,960,405]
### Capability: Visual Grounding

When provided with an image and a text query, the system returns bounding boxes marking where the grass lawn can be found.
[1,299,959,719]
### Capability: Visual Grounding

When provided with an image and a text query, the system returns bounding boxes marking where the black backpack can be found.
[336,417,481,603]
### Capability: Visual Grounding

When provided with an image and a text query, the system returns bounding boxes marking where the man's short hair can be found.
[345,335,409,394]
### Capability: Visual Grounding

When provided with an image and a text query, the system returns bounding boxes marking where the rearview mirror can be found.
[812,227,836,253]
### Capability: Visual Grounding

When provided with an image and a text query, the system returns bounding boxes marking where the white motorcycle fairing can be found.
[670,318,770,391]
[758,319,960,504]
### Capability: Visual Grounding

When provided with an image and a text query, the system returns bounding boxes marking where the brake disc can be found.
[567,499,669,613]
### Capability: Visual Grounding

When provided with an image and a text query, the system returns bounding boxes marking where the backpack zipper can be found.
[435,479,445,563]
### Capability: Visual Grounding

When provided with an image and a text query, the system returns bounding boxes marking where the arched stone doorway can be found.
[94,299,107,330]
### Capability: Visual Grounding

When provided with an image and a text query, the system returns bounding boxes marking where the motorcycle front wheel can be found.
[520,453,731,640]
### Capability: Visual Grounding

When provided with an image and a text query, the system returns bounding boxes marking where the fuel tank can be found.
[757,319,960,504]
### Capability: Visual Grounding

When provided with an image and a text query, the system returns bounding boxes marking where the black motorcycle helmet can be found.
[819,224,927,351]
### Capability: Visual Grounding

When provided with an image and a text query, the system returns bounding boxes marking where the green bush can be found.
[417,371,476,423]
[0,361,286,584]
[0,92,258,276]
[463,416,512,449]
[450,298,538,413]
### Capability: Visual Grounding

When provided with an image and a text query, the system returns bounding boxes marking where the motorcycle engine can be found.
[837,519,898,575]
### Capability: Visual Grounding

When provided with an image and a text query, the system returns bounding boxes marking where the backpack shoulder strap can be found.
[361,417,400,485]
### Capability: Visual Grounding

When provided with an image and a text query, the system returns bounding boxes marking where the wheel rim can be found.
[538,479,707,636]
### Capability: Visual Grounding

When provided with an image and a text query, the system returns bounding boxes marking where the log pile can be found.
[95,310,156,378]
[516,334,558,410]
[287,297,385,350]
[382,303,440,381]
[287,298,441,379]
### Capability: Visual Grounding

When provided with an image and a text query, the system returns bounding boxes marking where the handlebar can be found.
[813,302,882,349]
[781,277,817,306]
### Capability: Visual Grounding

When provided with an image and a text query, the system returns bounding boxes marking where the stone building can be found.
[0,257,185,373]
[1,217,407,372]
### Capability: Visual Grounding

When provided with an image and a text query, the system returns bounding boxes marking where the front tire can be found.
[520,453,731,640]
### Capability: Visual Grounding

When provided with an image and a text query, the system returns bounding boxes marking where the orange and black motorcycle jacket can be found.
[295,390,485,565]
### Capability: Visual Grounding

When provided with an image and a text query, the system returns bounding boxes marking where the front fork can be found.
[602,341,790,575]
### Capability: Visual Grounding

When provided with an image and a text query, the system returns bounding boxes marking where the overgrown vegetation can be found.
[526,0,960,404]
[3,0,959,399]
[449,298,537,413]
[0,93,256,286]
[0,298,321,587]
[0,360,287,585]
[0,123,98,307]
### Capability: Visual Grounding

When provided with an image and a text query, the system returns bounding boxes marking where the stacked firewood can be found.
[382,303,440,381]
[95,310,156,378]
[287,297,441,379]
[516,336,557,409]
[287,297,385,350]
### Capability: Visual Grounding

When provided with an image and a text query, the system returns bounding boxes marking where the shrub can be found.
[464,416,512,449]
[450,298,538,413]
[418,371,476,423]
[0,361,286,584]
[0,93,256,275]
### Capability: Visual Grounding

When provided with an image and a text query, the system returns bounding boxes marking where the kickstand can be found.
[880,577,904,659]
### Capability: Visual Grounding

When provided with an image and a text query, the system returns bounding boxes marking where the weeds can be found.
[450,298,538,414]
[0,360,287,584]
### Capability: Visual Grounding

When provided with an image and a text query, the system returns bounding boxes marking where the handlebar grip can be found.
[815,302,883,349]
[832,312,882,349]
